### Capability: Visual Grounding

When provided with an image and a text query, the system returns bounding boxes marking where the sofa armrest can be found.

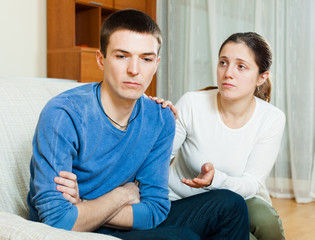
[0,212,120,240]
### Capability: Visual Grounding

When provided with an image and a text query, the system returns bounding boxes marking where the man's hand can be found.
[149,96,178,119]
[54,171,81,204]
[120,182,140,205]
[181,163,215,188]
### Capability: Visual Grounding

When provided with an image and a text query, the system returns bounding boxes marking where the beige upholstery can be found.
[0,77,119,240]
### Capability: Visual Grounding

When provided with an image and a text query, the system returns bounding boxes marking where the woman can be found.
[157,32,285,240]
[55,32,285,239]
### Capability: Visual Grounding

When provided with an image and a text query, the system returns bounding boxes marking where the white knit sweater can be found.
[169,89,285,204]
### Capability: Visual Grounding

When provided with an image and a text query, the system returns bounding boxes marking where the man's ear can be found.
[157,56,161,65]
[96,50,104,71]
[257,71,269,87]
[154,56,161,73]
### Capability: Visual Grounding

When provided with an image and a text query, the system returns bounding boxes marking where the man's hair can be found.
[100,9,162,57]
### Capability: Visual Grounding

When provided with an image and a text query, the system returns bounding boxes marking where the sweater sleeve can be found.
[210,110,286,199]
[131,108,175,230]
[171,93,192,158]
[30,99,80,230]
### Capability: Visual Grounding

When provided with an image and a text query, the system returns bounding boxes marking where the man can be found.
[28,9,249,239]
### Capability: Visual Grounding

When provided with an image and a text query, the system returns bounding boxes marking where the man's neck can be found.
[100,85,137,129]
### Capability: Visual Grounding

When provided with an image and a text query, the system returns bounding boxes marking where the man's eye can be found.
[219,61,226,66]
[143,57,154,62]
[116,55,126,59]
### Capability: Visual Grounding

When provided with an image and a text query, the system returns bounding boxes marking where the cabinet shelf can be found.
[75,3,101,48]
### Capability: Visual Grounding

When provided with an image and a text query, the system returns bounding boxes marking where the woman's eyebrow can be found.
[219,56,251,65]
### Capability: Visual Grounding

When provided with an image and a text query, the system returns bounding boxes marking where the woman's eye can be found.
[219,61,227,66]
[238,64,246,70]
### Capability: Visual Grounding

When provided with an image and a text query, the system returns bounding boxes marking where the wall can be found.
[0,0,46,78]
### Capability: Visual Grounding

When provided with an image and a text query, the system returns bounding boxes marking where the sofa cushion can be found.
[0,77,82,218]
[0,212,119,240]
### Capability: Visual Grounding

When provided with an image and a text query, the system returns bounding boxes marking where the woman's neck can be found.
[217,93,255,129]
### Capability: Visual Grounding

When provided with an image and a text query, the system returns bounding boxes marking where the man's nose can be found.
[127,57,140,76]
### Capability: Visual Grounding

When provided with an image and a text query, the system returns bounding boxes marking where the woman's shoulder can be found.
[175,89,218,119]
[178,88,218,104]
[255,97,286,123]
[187,88,218,97]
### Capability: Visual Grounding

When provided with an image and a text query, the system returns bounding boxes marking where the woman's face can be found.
[217,42,266,101]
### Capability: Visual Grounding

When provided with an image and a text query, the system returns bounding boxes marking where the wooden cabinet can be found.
[78,0,113,8]
[115,0,147,12]
[47,0,157,96]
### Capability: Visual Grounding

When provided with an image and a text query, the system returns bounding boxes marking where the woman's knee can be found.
[246,197,285,240]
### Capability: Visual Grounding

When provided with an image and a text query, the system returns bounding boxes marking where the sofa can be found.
[0,77,119,240]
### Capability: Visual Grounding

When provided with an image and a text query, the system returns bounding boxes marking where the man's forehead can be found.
[108,30,159,54]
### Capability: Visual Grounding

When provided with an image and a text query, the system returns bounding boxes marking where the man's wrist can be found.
[114,186,133,205]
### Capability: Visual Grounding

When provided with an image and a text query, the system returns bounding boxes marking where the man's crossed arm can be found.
[54,171,140,232]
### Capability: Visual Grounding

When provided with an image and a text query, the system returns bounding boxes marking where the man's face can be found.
[99,30,160,102]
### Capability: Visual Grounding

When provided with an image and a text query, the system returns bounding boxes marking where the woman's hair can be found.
[100,9,162,58]
[218,32,273,102]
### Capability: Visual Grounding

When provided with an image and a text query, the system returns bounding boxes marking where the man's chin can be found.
[121,93,144,102]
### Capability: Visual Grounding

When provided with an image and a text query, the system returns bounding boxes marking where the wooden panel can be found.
[47,50,80,80]
[75,4,100,48]
[145,75,156,97]
[145,0,156,20]
[101,8,114,24]
[47,0,75,49]
[114,0,146,13]
[77,0,113,8]
[80,50,103,82]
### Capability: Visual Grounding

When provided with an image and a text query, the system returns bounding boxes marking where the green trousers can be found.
[246,197,285,240]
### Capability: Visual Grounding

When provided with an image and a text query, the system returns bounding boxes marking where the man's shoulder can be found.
[56,82,96,99]
[46,83,97,107]
[40,83,98,122]
[141,95,175,123]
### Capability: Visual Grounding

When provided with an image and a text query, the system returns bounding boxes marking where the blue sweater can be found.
[27,83,175,231]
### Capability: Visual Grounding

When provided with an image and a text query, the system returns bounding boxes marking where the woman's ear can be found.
[257,71,269,87]
[96,50,104,71]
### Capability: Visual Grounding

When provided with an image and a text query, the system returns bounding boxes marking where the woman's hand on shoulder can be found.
[149,96,178,119]
[181,163,215,188]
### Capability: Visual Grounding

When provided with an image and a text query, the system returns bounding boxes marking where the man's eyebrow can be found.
[142,52,157,56]
[112,49,130,54]
[113,49,157,56]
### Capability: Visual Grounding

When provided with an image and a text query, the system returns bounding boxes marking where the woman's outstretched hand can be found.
[181,163,215,188]
[149,96,178,119]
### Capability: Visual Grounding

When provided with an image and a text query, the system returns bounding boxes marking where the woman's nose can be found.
[224,66,233,79]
